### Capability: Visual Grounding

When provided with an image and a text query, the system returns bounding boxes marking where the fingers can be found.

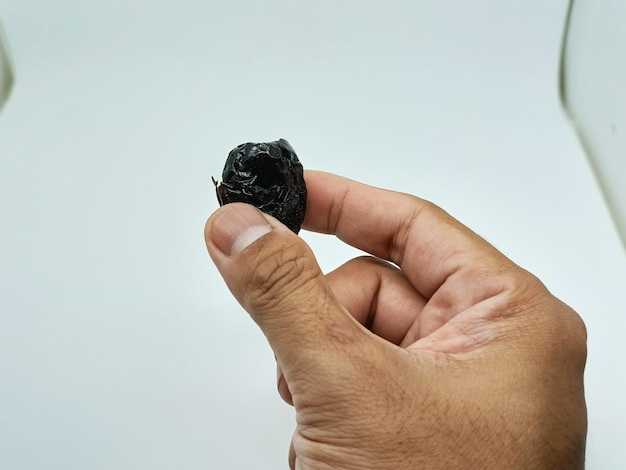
[274,257,426,408]
[303,171,513,299]
[205,203,372,394]
[289,436,296,470]
[325,256,428,346]
[277,363,293,405]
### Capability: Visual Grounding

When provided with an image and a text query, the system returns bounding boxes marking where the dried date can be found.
[213,139,307,234]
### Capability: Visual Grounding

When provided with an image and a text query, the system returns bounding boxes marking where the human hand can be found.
[205,170,587,469]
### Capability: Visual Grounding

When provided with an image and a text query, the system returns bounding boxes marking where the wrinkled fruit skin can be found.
[215,139,307,234]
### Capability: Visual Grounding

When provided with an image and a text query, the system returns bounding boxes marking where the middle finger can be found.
[325,256,428,345]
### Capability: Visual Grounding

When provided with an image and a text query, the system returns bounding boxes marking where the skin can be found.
[205,170,587,470]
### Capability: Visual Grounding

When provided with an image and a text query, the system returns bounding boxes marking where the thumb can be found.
[204,203,368,384]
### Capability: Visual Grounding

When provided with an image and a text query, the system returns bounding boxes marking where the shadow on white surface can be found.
[561,0,626,249]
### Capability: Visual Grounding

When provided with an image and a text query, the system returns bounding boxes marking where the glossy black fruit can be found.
[214,139,307,234]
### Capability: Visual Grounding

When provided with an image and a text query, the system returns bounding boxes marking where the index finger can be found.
[302,170,512,298]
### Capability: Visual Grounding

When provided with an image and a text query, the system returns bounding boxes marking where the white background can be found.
[1,1,625,468]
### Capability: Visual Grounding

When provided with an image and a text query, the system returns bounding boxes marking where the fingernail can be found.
[211,204,272,256]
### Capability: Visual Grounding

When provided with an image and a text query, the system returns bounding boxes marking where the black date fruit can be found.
[213,139,307,234]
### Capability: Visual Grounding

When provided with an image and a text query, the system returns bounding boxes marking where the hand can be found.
[205,170,587,469]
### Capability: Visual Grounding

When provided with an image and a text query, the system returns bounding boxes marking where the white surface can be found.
[562,0,626,248]
[0,1,625,468]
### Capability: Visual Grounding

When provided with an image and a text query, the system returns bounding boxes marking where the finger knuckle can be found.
[245,237,320,312]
